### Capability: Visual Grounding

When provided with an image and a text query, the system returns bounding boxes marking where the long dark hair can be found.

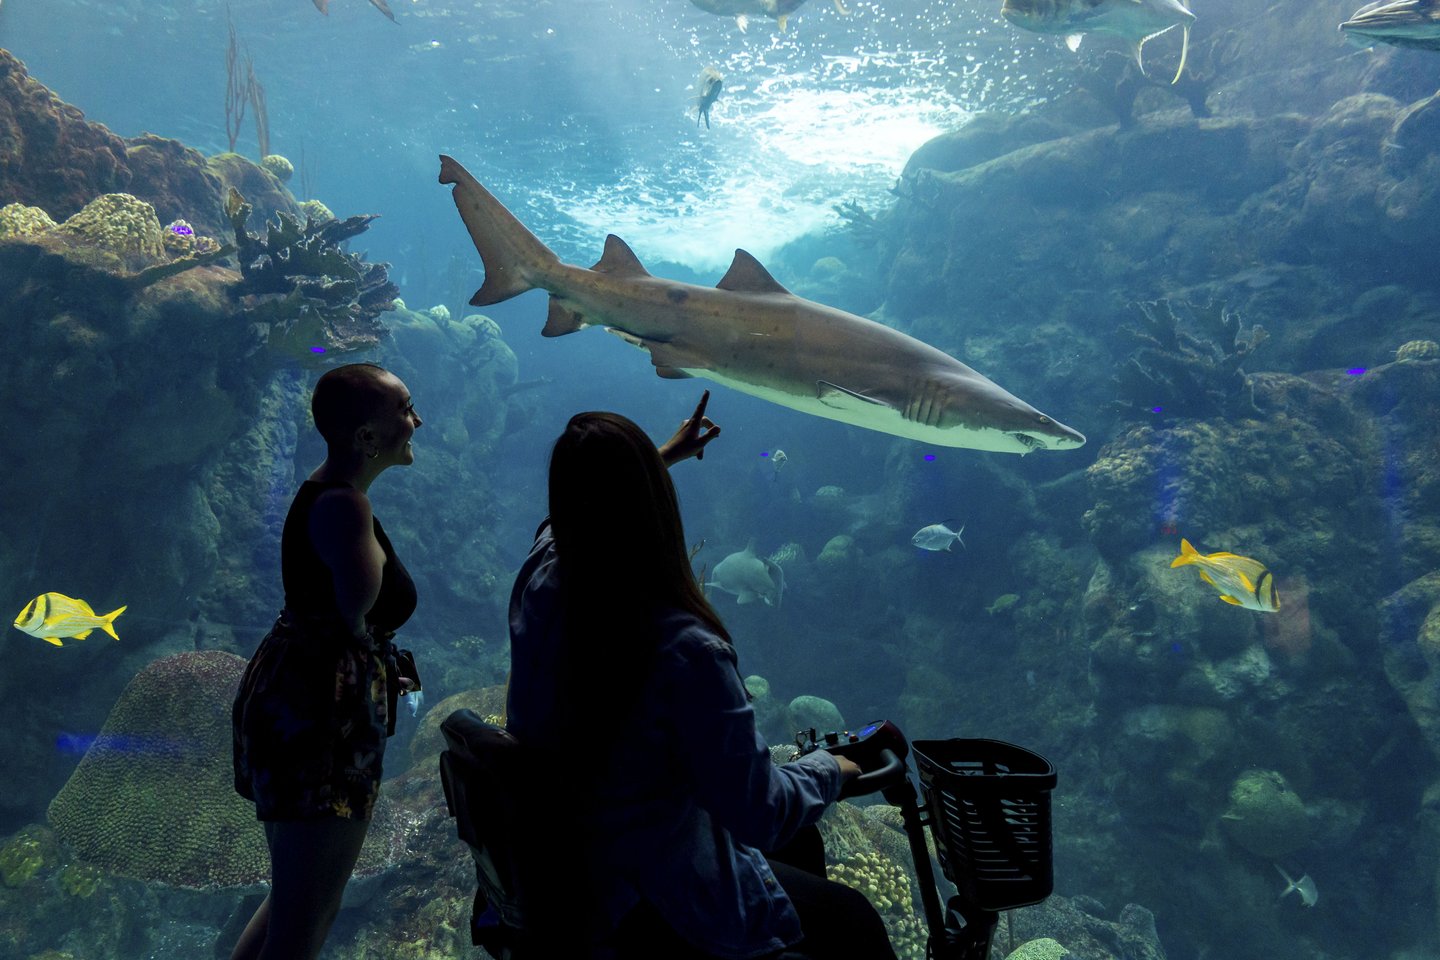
[547,412,729,711]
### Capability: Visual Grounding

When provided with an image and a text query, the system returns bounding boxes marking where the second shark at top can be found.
[439,156,1085,456]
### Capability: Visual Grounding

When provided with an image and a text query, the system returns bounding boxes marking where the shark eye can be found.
[1038,415,1053,425]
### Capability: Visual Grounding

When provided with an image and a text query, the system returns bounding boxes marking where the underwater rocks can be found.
[1221,768,1312,859]
[0,49,131,218]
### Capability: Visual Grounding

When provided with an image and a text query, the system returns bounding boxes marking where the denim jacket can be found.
[506,522,843,959]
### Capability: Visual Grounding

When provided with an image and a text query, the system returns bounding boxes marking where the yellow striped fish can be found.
[13,593,127,647]
[1170,539,1280,613]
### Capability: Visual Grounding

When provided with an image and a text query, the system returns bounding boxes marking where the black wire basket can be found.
[912,738,1056,913]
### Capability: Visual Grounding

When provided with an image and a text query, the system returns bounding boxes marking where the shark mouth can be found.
[1011,432,1046,452]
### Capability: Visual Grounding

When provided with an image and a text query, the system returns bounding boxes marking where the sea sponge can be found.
[261,153,295,182]
[1396,339,1439,362]
[0,202,57,239]
[57,193,165,260]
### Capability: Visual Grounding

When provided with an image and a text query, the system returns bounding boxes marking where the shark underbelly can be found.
[686,365,1024,450]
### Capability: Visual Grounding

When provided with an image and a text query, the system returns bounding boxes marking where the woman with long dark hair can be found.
[506,391,896,960]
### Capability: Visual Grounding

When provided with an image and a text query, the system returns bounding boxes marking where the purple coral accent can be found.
[169,223,194,236]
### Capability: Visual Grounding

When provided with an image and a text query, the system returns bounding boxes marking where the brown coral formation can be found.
[47,651,267,890]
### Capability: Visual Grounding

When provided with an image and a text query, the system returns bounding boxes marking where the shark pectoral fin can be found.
[591,235,651,277]
[604,329,709,376]
[1066,33,1084,52]
[717,250,792,295]
[543,297,588,337]
[816,380,889,411]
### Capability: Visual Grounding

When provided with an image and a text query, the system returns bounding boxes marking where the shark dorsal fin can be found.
[592,234,651,277]
[717,250,791,295]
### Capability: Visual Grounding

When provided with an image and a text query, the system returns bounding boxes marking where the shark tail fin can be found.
[1170,22,1191,84]
[439,155,560,307]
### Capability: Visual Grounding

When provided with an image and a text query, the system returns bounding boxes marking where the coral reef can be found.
[0,201,56,238]
[46,652,267,890]
[224,188,398,357]
[260,153,294,183]
[56,192,166,262]
[46,651,409,892]
[1111,298,1267,420]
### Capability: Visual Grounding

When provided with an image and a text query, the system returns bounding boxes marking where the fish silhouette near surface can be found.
[912,521,966,552]
[689,0,847,33]
[1001,0,1195,83]
[312,0,397,23]
[1340,0,1440,50]
[1170,538,1280,612]
[439,156,1086,455]
[1275,864,1319,907]
[14,593,127,647]
[695,67,724,129]
[707,541,785,606]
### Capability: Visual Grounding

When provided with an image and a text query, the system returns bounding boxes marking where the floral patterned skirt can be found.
[232,611,390,821]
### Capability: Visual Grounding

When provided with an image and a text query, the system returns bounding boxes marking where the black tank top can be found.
[280,480,417,632]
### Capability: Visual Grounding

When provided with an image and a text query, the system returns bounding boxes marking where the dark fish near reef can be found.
[439,155,1086,454]
[695,67,724,129]
[1340,0,1440,50]
[1170,538,1280,613]
[1001,0,1195,83]
[312,0,397,23]
[689,0,847,33]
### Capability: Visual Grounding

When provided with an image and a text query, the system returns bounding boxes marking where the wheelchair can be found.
[440,710,1055,960]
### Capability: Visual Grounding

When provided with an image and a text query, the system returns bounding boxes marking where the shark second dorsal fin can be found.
[592,235,651,277]
[717,250,791,295]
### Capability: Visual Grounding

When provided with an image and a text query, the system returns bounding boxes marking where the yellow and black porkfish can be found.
[1170,539,1280,613]
[13,592,128,647]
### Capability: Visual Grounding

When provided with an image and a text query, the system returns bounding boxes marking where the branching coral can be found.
[1112,298,1267,420]
[225,187,397,357]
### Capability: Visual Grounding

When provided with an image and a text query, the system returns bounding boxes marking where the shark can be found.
[438,155,1086,455]
[1001,0,1195,83]
[312,0,396,23]
[689,0,848,33]
[1340,0,1440,50]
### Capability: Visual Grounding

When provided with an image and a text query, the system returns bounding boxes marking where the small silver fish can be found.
[405,689,425,717]
[1275,864,1318,907]
[771,449,788,479]
[912,521,966,552]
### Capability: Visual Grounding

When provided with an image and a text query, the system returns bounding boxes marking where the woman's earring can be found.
[367,448,379,460]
